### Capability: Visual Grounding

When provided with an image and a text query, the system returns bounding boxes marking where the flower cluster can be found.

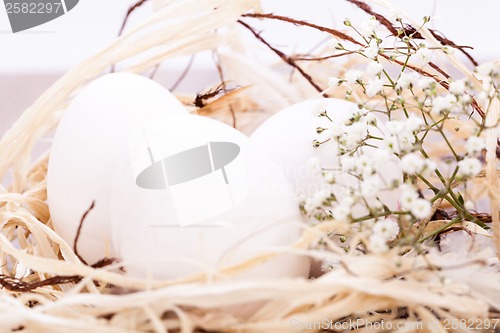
[306,14,498,256]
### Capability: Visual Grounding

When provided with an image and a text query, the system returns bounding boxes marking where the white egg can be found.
[47,73,187,263]
[250,98,402,215]
[110,114,310,280]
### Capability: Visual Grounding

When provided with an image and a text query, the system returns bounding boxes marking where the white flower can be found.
[476,62,495,77]
[430,94,456,117]
[413,46,432,67]
[449,80,466,95]
[330,123,345,139]
[304,189,331,212]
[373,219,400,241]
[388,9,404,24]
[366,79,384,97]
[332,204,351,222]
[366,61,384,76]
[311,101,326,117]
[401,153,426,174]
[406,115,425,132]
[422,159,437,176]
[345,70,364,84]
[368,234,389,253]
[410,198,432,219]
[346,121,369,144]
[465,136,485,155]
[457,158,482,178]
[464,200,475,210]
[359,17,380,37]
[400,185,419,211]
[324,172,336,184]
[361,176,381,197]
[365,113,378,126]
[385,120,405,135]
[328,77,341,87]
[307,157,322,174]
[382,136,401,154]
[364,41,379,59]
[416,76,435,91]
[340,156,357,172]
[396,72,419,90]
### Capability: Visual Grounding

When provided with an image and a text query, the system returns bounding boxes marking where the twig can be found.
[111,0,151,73]
[169,55,195,92]
[213,52,237,128]
[0,274,82,292]
[73,201,95,266]
[242,13,363,47]
[237,20,327,95]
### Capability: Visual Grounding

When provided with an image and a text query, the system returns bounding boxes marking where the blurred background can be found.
[0,0,497,141]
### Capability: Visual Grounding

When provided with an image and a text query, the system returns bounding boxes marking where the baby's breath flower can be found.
[449,79,466,95]
[365,113,377,126]
[305,189,331,212]
[365,78,384,97]
[311,102,326,117]
[361,176,381,197]
[401,153,426,174]
[324,171,336,184]
[465,136,486,155]
[366,61,384,76]
[416,76,435,91]
[464,200,475,211]
[332,204,351,223]
[430,94,456,117]
[388,9,404,24]
[385,120,405,135]
[328,77,342,87]
[368,234,389,253]
[410,198,432,219]
[396,72,419,90]
[457,157,482,178]
[372,218,400,241]
[364,40,379,59]
[406,114,425,133]
[400,185,419,211]
[382,136,401,155]
[413,46,432,67]
[476,62,495,77]
[345,69,364,84]
[307,157,322,174]
[359,17,380,37]
[422,159,437,176]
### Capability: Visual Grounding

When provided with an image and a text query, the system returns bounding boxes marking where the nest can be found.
[0,0,499,332]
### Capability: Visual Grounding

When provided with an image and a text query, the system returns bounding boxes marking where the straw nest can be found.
[0,0,499,332]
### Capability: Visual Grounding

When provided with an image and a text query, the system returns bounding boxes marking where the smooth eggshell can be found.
[47,73,187,263]
[250,98,402,214]
[110,114,310,280]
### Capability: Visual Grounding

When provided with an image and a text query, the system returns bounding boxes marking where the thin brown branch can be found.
[346,0,398,36]
[237,19,326,95]
[0,274,82,292]
[242,12,363,47]
[111,0,151,73]
[169,55,195,92]
[213,52,237,128]
[293,51,356,61]
[73,201,95,266]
